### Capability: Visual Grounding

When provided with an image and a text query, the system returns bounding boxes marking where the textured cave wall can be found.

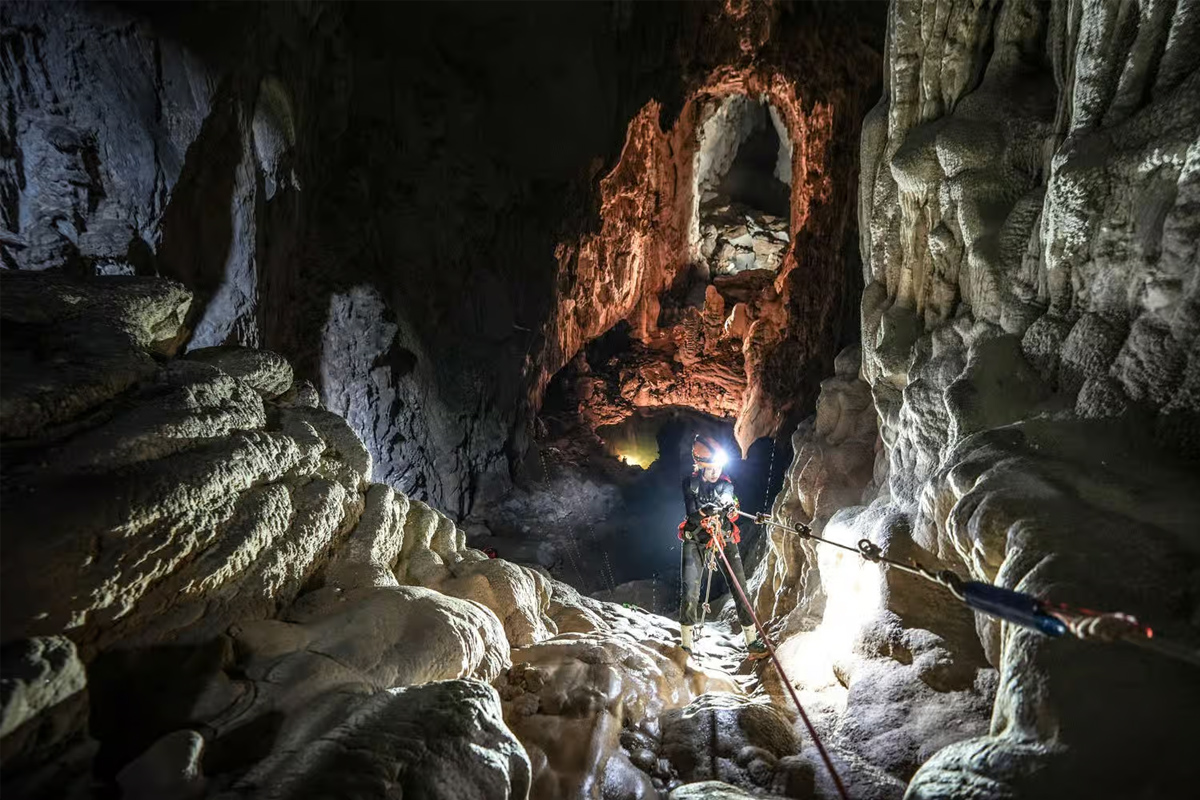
[1,0,887,517]
[1,0,726,518]
[748,1,1200,798]
[0,273,796,800]
[1,2,215,273]
[535,0,884,457]
[0,272,647,797]
[860,0,1200,487]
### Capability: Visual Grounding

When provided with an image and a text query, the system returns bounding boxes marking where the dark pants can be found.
[680,538,754,628]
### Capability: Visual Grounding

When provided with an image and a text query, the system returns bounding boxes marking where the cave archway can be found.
[690,94,792,277]
[480,89,807,605]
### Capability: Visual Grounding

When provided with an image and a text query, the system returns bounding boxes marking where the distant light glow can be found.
[618,452,648,469]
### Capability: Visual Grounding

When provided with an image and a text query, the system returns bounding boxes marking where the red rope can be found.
[711,534,852,800]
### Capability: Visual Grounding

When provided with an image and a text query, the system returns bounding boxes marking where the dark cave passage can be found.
[461,87,807,611]
[713,100,790,218]
[469,329,793,614]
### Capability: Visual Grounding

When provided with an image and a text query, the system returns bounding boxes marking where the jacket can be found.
[678,471,741,545]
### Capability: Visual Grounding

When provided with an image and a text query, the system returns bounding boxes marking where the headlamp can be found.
[711,448,728,470]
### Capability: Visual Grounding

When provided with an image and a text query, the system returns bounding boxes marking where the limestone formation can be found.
[532,4,882,457]
[744,2,1200,798]
[0,273,779,800]
[699,200,790,276]
[223,681,531,800]
[0,637,89,775]
[4,2,1198,799]
[661,693,804,794]
[116,730,206,800]
[0,274,523,797]
[496,600,743,799]
[185,347,295,399]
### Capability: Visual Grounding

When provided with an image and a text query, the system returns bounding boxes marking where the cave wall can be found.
[2,0,723,518]
[750,1,1200,797]
[862,0,1200,498]
[0,271,750,800]
[6,1,1198,798]
[2,0,889,516]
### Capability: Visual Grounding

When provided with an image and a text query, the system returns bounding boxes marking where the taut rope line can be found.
[734,510,1200,668]
[708,531,852,800]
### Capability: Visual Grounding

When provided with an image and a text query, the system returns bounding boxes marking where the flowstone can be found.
[0,273,828,800]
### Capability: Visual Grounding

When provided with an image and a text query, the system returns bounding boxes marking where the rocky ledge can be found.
[0,273,822,800]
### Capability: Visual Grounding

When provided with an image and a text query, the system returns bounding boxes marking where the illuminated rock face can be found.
[2,0,880,516]
[535,4,882,456]
[8,1,819,520]
[750,1,1200,797]
[0,274,761,800]
[496,604,742,799]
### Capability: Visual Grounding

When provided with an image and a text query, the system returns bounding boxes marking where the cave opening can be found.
[478,332,792,616]
[465,90,805,613]
[693,94,792,277]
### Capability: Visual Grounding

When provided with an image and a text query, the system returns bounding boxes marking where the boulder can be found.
[661,693,801,793]
[185,346,295,398]
[224,680,531,800]
[0,272,191,439]
[0,637,89,770]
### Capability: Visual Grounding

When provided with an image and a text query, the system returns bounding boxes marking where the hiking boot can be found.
[746,637,769,660]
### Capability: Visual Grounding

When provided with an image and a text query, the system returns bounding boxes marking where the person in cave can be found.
[678,435,768,659]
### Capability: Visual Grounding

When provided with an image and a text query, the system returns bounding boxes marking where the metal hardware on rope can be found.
[707,531,851,800]
[855,539,967,601]
[735,510,1200,669]
[697,549,718,634]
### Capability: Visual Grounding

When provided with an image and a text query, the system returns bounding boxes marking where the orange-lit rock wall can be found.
[533,2,882,453]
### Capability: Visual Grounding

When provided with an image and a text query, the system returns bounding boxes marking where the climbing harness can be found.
[706,527,852,800]
[737,510,1200,669]
[694,510,738,633]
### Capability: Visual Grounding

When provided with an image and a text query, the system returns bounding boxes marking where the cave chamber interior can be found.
[5,1,1198,799]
